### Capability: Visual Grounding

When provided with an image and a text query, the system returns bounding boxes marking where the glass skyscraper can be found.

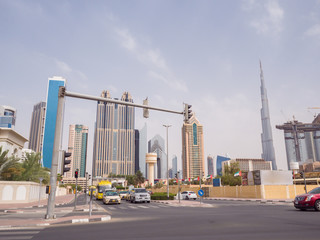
[67,124,88,178]
[92,91,135,177]
[0,105,16,129]
[29,102,46,153]
[216,155,230,176]
[182,115,204,179]
[148,134,166,179]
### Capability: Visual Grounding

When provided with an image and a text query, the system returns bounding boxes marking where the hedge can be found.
[151,192,175,200]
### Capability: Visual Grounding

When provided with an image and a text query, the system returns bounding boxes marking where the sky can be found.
[1,0,320,175]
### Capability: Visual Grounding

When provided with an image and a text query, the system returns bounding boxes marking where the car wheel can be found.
[193,198,196,200]
[186,196,189,200]
[299,208,306,211]
[147,201,150,203]
[314,200,320,211]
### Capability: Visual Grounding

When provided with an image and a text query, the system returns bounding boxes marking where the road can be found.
[2,198,320,240]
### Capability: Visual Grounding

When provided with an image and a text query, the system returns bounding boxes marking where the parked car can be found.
[181,191,197,200]
[119,191,129,200]
[103,191,121,205]
[294,187,320,211]
[130,188,151,203]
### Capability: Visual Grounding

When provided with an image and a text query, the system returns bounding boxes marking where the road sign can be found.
[198,189,204,197]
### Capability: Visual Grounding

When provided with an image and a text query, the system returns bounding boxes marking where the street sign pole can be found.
[74,172,78,210]
[178,171,180,204]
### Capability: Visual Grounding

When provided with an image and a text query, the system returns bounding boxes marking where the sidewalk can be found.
[0,194,111,229]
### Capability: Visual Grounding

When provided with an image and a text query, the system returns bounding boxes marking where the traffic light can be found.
[75,169,79,178]
[175,173,178,178]
[184,104,193,123]
[143,97,149,118]
[299,172,304,178]
[62,150,71,174]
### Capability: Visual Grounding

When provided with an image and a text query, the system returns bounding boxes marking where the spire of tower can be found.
[259,60,277,170]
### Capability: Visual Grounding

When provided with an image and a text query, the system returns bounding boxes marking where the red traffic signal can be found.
[75,170,79,178]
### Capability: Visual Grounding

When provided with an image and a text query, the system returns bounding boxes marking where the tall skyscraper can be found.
[92,91,135,177]
[67,124,88,178]
[134,129,140,173]
[260,61,277,170]
[29,102,46,153]
[207,155,214,176]
[139,123,147,177]
[182,115,204,179]
[172,155,177,177]
[42,76,66,168]
[0,105,16,129]
[148,134,166,179]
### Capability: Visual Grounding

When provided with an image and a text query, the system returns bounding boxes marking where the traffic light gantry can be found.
[184,103,193,123]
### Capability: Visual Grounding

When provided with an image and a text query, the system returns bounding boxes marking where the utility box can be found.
[250,170,293,185]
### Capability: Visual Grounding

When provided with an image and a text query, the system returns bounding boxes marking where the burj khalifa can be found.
[260,61,277,170]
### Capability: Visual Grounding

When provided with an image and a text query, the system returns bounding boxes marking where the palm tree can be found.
[0,146,22,180]
[17,152,50,183]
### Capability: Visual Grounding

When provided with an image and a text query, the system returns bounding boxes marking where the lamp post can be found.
[38,177,43,207]
[163,124,171,200]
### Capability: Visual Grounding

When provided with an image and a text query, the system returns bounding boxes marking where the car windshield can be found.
[308,187,320,194]
[98,185,111,193]
[105,192,118,196]
[135,189,147,193]
[189,192,195,194]
[120,191,128,194]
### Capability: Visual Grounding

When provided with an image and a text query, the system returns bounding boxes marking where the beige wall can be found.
[150,184,319,199]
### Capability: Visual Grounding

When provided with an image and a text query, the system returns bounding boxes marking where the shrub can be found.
[151,192,175,200]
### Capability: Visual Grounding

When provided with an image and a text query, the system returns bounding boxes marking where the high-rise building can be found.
[216,155,230,176]
[148,134,166,179]
[182,115,204,179]
[207,155,214,176]
[134,129,140,173]
[276,115,320,169]
[260,61,277,170]
[0,105,16,129]
[42,76,66,168]
[66,124,88,178]
[92,91,135,177]
[139,123,147,177]
[29,102,46,153]
[172,155,177,177]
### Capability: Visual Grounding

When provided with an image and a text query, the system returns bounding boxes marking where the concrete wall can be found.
[0,181,67,203]
[150,184,319,200]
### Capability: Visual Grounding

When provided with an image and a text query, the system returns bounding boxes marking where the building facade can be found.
[0,105,16,129]
[207,155,214,176]
[259,61,277,170]
[66,124,88,178]
[42,76,66,168]
[134,129,140,173]
[276,114,320,169]
[182,115,204,179]
[216,155,231,176]
[148,134,166,179]
[92,91,135,177]
[139,123,147,177]
[0,128,28,159]
[28,102,46,153]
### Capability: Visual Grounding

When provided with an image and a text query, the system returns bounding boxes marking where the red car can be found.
[294,187,320,211]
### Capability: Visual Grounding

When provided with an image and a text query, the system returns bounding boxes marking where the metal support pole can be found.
[200,172,202,205]
[74,175,78,210]
[303,172,307,193]
[178,171,180,204]
[163,125,171,200]
[45,87,65,219]
[85,172,88,205]
[38,177,43,207]
[89,175,93,217]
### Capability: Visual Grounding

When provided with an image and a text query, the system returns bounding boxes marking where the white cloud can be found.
[305,24,320,38]
[243,0,284,35]
[115,27,188,92]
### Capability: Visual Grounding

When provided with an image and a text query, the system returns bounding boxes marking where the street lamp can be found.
[163,124,171,200]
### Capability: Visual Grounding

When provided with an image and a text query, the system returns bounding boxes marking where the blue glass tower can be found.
[42,77,66,168]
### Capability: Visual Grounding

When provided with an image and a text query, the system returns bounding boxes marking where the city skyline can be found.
[2,1,320,174]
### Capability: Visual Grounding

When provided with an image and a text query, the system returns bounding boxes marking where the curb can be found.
[0,215,111,229]
[206,198,293,203]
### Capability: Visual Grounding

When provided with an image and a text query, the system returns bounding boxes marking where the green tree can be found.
[17,152,50,183]
[221,162,241,186]
[135,170,145,187]
[0,146,23,180]
[126,175,136,186]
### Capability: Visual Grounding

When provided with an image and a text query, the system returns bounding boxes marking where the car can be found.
[119,191,129,200]
[129,188,151,203]
[181,191,197,200]
[294,187,320,211]
[103,191,121,205]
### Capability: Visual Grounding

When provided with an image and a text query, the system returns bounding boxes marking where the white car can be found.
[103,191,121,204]
[181,191,197,200]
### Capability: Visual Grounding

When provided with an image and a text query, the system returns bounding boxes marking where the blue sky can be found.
[1,0,320,174]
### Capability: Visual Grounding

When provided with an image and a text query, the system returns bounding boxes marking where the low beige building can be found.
[0,128,28,159]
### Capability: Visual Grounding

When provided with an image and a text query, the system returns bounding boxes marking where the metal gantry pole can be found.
[85,172,88,205]
[45,87,65,219]
[178,171,180,204]
[74,175,78,210]
[38,177,43,207]
[163,125,171,200]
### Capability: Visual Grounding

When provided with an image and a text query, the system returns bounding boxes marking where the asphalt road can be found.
[3,199,320,240]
